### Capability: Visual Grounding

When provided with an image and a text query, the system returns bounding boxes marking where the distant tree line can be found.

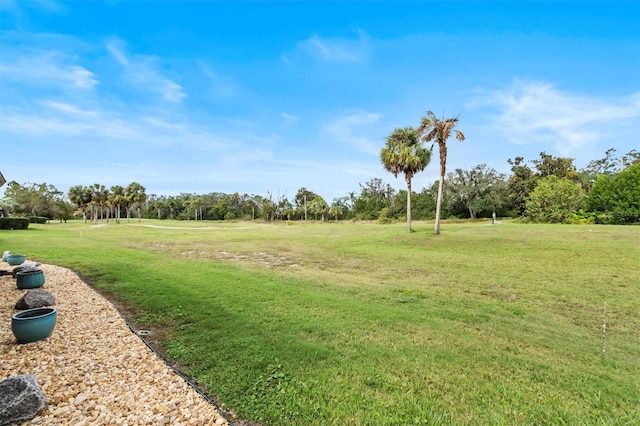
[1,148,638,226]
[378,110,639,231]
[435,148,639,225]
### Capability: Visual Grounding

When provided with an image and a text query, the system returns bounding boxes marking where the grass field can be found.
[2,220,639,425]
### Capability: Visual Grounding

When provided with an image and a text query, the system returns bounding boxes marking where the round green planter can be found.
[16,269,45,289]
[11,307,57,344]
[6,254,27,266]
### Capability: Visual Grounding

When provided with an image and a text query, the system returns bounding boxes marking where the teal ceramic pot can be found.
[11,307,57,344]
[16,270,45,289]
[6,254,26,266]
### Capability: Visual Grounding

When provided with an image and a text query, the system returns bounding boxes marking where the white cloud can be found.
[106,38,186,103]
[106,42,129,66]
[0,0,66,17]
[0,51,98,90]
[160,79,185,103]
[291,30,370,63]
[1,101,181,146]
[1,113,85,136]
[143,116,186,132]
[31,0,67,13]
[0,109,146,140]
[42,100,97,117]
[68,65,98,88]
[324,109,383,155]
[197,61,237,98]
[225,148,274,165]
[280,113,299,126]
[470,81,640,156]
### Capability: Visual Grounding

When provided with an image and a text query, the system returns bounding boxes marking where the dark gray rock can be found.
[0,375,48,426]
[14,289,56,310]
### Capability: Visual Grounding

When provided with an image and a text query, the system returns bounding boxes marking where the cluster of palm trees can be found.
[381,111,464,234]
[68,182,146,223]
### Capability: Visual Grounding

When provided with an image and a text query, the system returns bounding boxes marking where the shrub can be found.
[525,176,585,223]
[567,210,595,225]
[377,208,394,224]
[28,216,48,224]
[587,163,640,224]
[0,217,30,230]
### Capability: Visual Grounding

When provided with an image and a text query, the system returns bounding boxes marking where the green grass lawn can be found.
[2,220,639,425]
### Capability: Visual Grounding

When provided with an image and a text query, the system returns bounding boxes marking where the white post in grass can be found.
[601,302,607,358]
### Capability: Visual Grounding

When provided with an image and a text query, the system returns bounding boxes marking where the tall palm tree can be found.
[417,111,465,235]
[125,182,147,223]
[68,185,91,223]
[166,197,177,220]
[182,197,192,221]
[190,196,203,220]
[89,183,108,223]
[380,126,431,232]
[109,185,125,224]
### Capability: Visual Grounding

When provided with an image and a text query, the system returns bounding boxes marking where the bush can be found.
[0,218,30,230]
[525,176,585,223]
[567,210,595,225]
[377,208,394,224]
[28,216,48,224]
[612,212,640,224]
[592,211,640,225]
[587,164,640,224]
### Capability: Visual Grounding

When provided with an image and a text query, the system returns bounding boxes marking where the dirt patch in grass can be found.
[180,250,301,269]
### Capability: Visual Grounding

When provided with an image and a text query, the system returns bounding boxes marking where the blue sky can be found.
[1,0,639,202]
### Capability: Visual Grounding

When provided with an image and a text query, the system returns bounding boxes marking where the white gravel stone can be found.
[1,262,228,425]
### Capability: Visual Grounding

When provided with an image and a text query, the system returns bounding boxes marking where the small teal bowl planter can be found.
[11,308,57,344]
[16,270,45,289]
[6,254,27,266]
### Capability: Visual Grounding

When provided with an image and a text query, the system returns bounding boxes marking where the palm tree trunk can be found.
[434,175,444,235]
[406,175,412,233]
[304,195,307,221]
[434,141,448,236]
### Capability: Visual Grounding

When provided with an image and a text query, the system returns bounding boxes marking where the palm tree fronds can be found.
[380,125,431,232]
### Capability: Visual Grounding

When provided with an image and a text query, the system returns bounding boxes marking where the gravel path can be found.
[1,262,229,426]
